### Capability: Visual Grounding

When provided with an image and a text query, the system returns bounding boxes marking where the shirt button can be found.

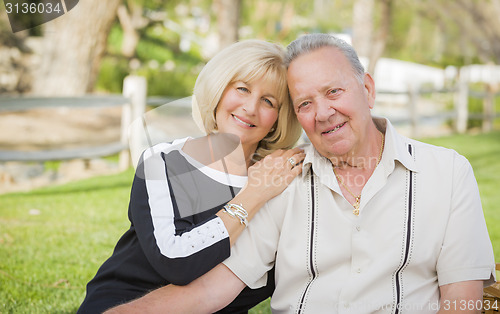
[356,226,361,231]
[357,268,362,273]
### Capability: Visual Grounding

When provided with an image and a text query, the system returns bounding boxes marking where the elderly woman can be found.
[78,40,304,313]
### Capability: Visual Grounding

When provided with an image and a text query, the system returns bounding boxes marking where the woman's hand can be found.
[217,147,305,246]
[245,147,306,201]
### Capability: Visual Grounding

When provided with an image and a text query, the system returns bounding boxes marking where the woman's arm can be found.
[217,147,305,245]
[130,148,230,285]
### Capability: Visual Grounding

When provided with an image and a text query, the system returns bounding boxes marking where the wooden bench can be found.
[483,263,500,314]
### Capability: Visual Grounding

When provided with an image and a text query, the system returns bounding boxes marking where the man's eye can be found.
[297,101,310,111]
[329,88,341,95]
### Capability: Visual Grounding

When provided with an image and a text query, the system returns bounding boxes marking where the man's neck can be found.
[329,128,385,171]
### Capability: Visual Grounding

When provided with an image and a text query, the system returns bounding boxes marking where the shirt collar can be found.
[301,143,329,178]
[300,116,418,179]
[376,117,418,173]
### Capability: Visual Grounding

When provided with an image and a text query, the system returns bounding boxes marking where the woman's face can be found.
[215,78,280,154]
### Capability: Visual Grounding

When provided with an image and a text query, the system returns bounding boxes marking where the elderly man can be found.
[108,34,495,313]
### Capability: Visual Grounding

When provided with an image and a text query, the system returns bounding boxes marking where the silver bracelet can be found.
[223,203,249,227]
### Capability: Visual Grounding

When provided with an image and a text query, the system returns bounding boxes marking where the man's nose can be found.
[315,99,336,121]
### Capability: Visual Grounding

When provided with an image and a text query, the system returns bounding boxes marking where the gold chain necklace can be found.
[333,133,385,216]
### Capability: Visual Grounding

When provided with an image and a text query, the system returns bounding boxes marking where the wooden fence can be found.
[0,94,129,167]
[0,75,499,166]
[376,84,500,138]
[0,76,176,170]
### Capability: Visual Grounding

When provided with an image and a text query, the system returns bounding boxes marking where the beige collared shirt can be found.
[224,118,496,314]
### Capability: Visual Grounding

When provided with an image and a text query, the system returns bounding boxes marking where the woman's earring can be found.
[269,127,275,132]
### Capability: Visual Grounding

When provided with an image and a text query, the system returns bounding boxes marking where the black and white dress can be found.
[78,138,274,313]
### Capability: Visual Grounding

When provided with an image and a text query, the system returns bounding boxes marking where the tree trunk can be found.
[31,0,121,96]
[352,0,392,75]
[367,0,392,75]
[277,3,295,40]
[117,1,147,59]
[352,0,374,59]
[213,0,241,51]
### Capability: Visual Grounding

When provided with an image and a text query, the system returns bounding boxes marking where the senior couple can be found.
[79,34,496,313]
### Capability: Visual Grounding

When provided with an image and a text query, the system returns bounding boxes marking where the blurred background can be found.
[1,0,500,189]
[2,0,500,96]
[0,0,499,312]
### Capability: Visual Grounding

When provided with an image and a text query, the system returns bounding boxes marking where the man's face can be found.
[287,46,375,160]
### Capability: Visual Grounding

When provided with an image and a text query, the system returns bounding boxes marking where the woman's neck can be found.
[241,143,258,168]
[212,136,248,175]
[182,134,257,175]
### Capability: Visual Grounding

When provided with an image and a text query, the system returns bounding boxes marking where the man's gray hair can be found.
[285,33,365,83]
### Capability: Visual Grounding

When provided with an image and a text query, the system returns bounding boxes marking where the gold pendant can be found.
[353,197,360,216]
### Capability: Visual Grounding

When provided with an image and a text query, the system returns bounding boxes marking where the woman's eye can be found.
[237,87,250,93]
[263,98,275,107]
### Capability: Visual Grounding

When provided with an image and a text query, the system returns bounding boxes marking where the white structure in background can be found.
[328,33,447,93]
[460,64,500,84]
[330,32,450,105]
[358,56,450,131]
[367,57,447,92]
[126,95,203,169]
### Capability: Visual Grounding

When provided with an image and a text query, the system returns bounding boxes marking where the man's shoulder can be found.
[403,137,471,174]
[265,162,310,210]
[409,137,454,154]
[385,118,464,163]
[408,137,464,160]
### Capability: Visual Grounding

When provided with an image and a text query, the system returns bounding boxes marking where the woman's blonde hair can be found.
[192,40,302,161]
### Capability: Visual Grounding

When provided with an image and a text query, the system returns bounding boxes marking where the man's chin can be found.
[317,144,351,160]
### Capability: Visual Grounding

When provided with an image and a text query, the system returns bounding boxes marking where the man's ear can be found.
[363,73,376,109]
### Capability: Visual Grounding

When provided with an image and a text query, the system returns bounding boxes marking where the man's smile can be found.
[322,121,347,134]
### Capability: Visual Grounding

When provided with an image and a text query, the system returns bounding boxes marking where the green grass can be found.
[0,131,499,313]
[0,170,134,313]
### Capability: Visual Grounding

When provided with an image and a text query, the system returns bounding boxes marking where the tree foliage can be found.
[388,0,500,67]
[4,0,500,95]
